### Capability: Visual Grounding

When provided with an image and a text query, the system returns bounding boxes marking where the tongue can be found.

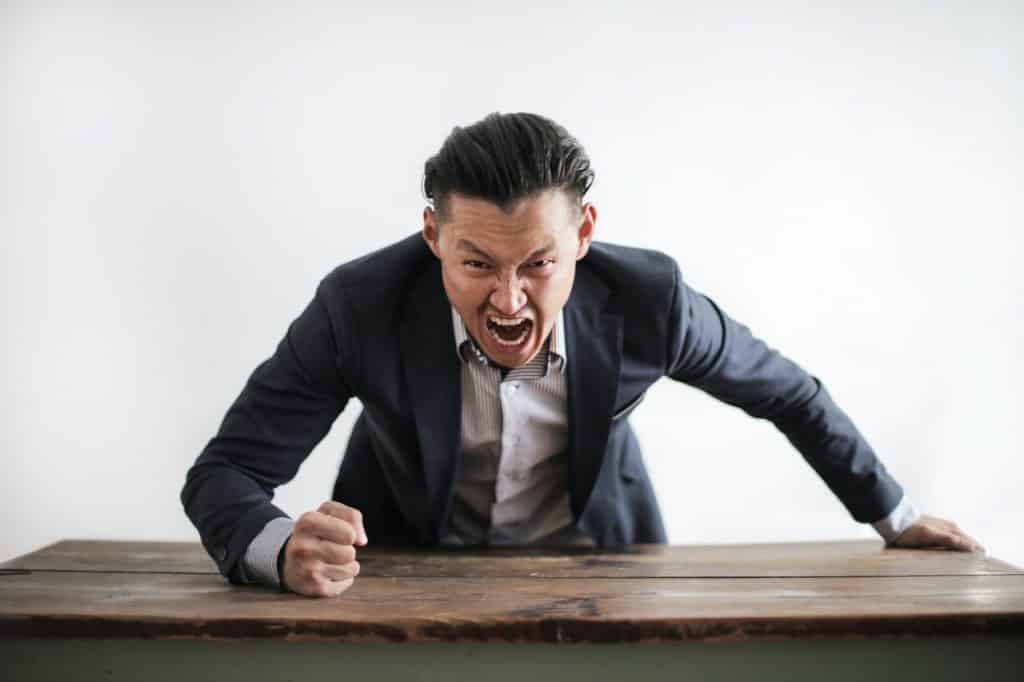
[494,321,527,341]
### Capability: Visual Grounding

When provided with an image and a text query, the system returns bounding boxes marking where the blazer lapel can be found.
[564,266,622,520]
[400,260,462,541]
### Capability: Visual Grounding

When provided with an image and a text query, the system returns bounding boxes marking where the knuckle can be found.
[325,545,347,564]
[291,542,314,560]
[337,523,356,545]
[333,506,358,524]
[295,512,319,533]
[318,501,347,517]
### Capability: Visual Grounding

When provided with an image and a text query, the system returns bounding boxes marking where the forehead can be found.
[442,190,576,250]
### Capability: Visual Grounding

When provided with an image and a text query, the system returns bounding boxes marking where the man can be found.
[181,112,984,598]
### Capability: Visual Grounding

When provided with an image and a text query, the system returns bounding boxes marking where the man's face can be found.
[422,189,596,368]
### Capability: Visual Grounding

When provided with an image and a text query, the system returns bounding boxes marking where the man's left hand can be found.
[889,515,985,553]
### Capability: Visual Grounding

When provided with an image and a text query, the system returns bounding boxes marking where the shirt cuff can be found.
[871,495,921,544]
[240,516,295,589]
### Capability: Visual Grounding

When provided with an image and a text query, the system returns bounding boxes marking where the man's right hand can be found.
[281,501,368,597]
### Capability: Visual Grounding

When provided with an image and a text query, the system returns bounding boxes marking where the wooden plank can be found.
[1,540,220,575]
[352,542,1021,578]
[1,570,1022,642]
[3,539,1019,578]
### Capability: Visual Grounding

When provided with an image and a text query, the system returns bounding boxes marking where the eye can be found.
[527,259,554,268]
[463,260,490,270]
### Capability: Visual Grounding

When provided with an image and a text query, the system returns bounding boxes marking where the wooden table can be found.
[2,539,1022,681]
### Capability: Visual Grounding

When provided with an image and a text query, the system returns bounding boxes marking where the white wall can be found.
[3,1,1021,566]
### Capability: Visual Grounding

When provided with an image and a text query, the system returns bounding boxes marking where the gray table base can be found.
[5,636,1022,682]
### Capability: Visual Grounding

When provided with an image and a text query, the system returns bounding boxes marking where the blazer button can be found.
[213,546,227,562]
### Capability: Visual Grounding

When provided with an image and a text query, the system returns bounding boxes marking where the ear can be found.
[574,202,597,260]
[422,206,442,259]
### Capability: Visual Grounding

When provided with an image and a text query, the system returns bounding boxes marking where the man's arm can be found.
[663,265,982,551]
[871,495,921,543]
[180,285,356,584]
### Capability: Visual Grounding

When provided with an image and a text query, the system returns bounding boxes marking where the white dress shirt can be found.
[441,307,591,546]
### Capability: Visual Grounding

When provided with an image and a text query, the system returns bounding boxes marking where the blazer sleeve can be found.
[180,283,354,584]
[664,264,904,524]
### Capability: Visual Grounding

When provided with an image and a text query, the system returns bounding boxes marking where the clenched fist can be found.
[281,501,368,597]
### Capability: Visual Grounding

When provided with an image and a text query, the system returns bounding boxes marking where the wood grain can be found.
[2,539,1022,643]
[2,571,1023,642]
[3,539,1019,578]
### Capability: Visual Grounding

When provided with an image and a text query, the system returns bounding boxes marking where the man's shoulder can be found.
[318,233,434,297]
[580,241,679,302]
[584,240,677,274]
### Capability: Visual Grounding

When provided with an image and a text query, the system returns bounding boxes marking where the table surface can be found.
[2,539,1022,643]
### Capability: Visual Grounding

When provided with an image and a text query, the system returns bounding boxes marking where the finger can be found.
[951,535,978,553]
[922,515,963,535]
[319,501,369,545]
[323,577,355,597]
[892,527,944,549]
[300,576,355,599]
[295,511,358,546]
[950,525,985,553]
[316,539,357,566]
[958,532,986,553]
[321,560,361,582]
[933,531,975,552]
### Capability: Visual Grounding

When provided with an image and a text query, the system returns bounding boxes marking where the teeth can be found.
[486,316,531,346]
[489,317,527,326]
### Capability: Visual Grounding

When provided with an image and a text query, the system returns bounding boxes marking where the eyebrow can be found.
[456,239,555,262]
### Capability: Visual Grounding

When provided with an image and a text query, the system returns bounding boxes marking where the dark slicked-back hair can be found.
[423,112,595,221]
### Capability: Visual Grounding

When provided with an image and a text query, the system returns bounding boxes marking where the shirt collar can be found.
[451,306,567,374]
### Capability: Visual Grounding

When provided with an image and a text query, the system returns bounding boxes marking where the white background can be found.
[3,2,1021,567]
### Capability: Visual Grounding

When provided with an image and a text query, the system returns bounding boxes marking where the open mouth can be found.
[485,316,533,348]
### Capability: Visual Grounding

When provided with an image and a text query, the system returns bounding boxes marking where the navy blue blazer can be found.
[181,234,903,584]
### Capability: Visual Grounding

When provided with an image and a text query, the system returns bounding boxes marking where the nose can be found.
[489,272,527,315]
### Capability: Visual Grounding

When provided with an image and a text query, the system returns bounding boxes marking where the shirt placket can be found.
[492,377,528,526]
